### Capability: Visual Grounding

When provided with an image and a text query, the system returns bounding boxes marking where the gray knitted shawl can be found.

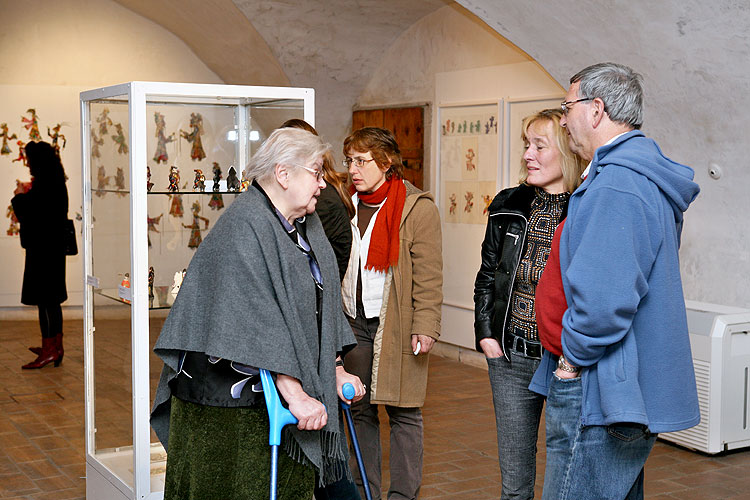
[150,185,355,484]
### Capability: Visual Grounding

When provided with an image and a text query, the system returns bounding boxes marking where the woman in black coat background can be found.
[11,140,70,369]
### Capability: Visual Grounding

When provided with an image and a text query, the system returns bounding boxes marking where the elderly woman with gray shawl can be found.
[150,127,366,500]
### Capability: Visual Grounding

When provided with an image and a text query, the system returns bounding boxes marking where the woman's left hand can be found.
[335,365,365,403]
[411,334,435,355]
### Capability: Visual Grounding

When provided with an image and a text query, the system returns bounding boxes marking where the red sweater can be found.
[536,219,567,356]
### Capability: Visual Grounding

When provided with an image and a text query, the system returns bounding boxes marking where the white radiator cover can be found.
[660,301,750,454]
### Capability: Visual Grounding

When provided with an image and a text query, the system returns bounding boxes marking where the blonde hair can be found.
[518,109,586,192]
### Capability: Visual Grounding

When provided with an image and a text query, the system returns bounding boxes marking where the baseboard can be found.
[431,341,487,371]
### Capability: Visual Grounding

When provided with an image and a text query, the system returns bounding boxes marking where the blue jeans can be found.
[541,373,657,500]
[487,352,544,500]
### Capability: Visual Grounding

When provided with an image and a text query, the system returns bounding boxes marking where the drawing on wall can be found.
[47,123,67,153]
[97,108,113,135]
[439,102,501,225]
[180,112,206,161]
[1,123,17,155]
[111,123,128,154]
[22,109,41,142]
[153,112,175,164]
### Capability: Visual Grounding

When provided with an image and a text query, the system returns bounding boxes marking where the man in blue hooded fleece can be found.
[529,63,701,500]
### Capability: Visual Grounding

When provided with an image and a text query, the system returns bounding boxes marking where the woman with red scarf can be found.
[340,127,442,500]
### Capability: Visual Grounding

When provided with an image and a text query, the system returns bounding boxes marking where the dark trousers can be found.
[344,313,423,500]
[38,303,62,338]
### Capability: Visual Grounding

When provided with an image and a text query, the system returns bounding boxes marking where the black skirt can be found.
[21,248,67,306]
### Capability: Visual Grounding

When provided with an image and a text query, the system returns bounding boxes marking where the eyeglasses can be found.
[298,165,324,182]
[560,97,593,114]
[342,157,375,169]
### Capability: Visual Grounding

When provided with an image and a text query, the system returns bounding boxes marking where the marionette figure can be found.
[91,129,104,159]
[1,123,17,155]
[193,169,206,192]
[211,162,222,191]
[148,266,155,303]
[146,166,154,192]
[167,165,180,192]
[12,140,27,166]
[147,213,163,247]
[153,112,175,164]
[115,167,127,196]
[97,107,113,136]
[208,162,224,210]
[180,112,206,161]
[6,204,20,236]
[111,123,129,154]
[240,171,251,192]
[95,165,110,197]
[226,166,240,192]
[169,194,184,218]
[182,201,210,249]
[22,109,41,142]
[47,124,67,153]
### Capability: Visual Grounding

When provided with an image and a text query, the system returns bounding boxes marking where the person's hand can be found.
[479,338,504,358]
[554,368,580,380]
[411,334,435,355]
[275,374,328,431]
[335,364,365,403]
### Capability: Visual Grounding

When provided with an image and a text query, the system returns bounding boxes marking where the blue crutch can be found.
[341,383,373,500]
[259,369,299,500]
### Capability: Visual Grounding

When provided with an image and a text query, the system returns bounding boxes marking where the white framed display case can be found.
[80,82,315,500]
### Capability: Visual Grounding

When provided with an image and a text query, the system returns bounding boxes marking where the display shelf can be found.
[81,82,315,500]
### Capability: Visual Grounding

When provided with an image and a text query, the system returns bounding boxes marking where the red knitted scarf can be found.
[353,177,406,272]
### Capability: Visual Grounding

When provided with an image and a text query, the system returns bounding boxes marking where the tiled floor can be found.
[1,319,749,499]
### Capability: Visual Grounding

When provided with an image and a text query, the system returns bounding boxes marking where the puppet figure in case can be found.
[167,166,180,192]
[193,169,206,192]
[226,166,240,192]
[180,112,206,161]
[209,162,224,210]
[182,201,210,249]
[22,108,41,142]
[112,123,129,155]
[47,124,67,154]
[1,123,18,155]
[153,112,175,164]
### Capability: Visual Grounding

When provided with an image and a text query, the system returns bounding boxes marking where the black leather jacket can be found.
[473,184,567,360]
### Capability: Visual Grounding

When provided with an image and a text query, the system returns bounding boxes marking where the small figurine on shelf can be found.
[147,213,163,247]
[169,194,184,218]
[226,166,240,192]
[111,123,128,154]
[6,204,20,236]
[153,112,175,164]
[182,201,210,249]
[115,167,127,196]
[47,124,67,154]
[91,129,104,159]
[95,165,110,197]
[180,112,206,161]
[170,268,186,299]
[211,162,222,191]
[240,171,251,192]
[208,162,224,210]
[1,123,17,155]
[193,169,205,192]
[120,273,131,304]
[167,165,180,192]
[146,166,154,192]
[97,107,113,135]
[12,140,27,166]
[22,108,41,142]
[148,266,155,305]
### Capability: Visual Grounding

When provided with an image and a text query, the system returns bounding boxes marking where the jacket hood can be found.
[595,130,700,221]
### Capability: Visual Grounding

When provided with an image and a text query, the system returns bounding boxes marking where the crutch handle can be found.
[260,369,298,446]
[341,382,356,408]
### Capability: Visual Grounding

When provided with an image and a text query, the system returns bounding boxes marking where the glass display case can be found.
[80,82,314,500]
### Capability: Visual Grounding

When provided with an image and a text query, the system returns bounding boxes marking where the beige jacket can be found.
[342,181,443,407]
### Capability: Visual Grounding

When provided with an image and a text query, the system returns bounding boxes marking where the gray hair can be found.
[571,62,644,129]
[244,127,331,182]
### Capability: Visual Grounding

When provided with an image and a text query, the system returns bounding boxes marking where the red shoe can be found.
[22,337,61,369]
[29,333,63,362]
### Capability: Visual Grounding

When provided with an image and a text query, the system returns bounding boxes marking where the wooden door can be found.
[351,106,424,189]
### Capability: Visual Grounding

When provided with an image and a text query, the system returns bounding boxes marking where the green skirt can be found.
[164,396,314,500]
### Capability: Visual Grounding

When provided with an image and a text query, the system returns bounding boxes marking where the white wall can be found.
[0,0,223,311]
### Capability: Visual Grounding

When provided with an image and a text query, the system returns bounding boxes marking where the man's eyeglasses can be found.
[342,157,375,169]
[298,165,324,182]
[560,97,593,114]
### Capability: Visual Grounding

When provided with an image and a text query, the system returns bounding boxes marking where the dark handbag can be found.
[64,219,78,256]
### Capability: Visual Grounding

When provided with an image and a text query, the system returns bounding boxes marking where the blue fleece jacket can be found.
[530,130,701,433]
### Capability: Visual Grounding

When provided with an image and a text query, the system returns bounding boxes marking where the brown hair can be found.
[343,127,404,181]
[518,109,586,193]
[280,119,354,218]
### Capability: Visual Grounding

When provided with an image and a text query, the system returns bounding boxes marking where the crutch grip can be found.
[260,369,298,446]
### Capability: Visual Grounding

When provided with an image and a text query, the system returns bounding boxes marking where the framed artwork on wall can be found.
[436,101,503,226]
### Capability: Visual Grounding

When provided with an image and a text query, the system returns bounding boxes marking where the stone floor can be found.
[1,319,749,499]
